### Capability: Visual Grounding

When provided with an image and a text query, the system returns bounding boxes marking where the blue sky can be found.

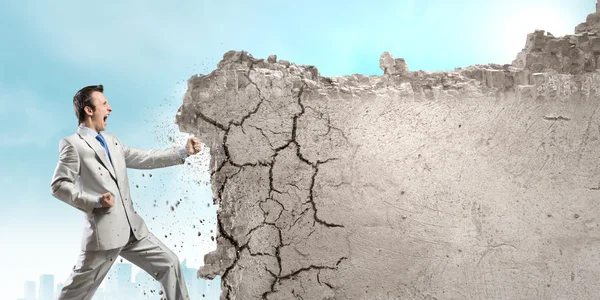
[0,0,594,299]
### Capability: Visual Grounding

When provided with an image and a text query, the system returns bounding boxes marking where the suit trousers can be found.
[58,230,190,300]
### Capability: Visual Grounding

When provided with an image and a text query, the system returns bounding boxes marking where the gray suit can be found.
[51,127,190,300]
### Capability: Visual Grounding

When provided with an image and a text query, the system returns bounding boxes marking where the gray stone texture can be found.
[175,2,600,299]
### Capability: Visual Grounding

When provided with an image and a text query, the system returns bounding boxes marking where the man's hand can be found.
[186,136,202,155]
[99,192,114,208]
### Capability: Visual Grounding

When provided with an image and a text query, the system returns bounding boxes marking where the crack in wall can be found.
[216,217,241,300]
[543,115,571,121]
[307,161,344,228]
[195,57,348,297]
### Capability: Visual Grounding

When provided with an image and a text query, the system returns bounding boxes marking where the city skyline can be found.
[16,260,221,300]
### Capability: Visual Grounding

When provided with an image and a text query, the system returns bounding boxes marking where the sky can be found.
[0,0,595,299]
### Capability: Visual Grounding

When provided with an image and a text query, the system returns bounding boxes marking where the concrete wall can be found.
[175,4,600,299]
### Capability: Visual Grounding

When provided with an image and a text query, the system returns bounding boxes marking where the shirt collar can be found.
[78,125,100,138]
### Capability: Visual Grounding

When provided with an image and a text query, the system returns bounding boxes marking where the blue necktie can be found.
[95,134,112,164]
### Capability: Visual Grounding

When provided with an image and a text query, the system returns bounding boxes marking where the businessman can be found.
[50,85,202,300]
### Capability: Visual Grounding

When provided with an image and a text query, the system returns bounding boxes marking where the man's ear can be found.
[84,106,94,116]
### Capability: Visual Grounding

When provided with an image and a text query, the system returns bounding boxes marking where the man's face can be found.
[88,91,112,132]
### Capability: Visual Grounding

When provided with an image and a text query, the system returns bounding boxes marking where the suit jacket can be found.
[50,127,185,251]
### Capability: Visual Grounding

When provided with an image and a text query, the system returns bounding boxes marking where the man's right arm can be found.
[50,139,99,214]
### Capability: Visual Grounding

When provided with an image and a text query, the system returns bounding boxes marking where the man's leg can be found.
[58,247,120,300]
[120,232,190,300]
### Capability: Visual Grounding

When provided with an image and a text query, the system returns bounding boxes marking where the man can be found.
[50,85,202,300]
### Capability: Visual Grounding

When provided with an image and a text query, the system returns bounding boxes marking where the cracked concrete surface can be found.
[176,3,600,299]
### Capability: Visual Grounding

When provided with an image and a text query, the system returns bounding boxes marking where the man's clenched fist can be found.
[186,136,202,155]
[99,192,114,208]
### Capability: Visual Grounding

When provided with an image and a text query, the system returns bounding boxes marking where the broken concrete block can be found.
[379,51,409,76]
[175,3,600,299]
[394,57,409,75]
[379,51,395,75]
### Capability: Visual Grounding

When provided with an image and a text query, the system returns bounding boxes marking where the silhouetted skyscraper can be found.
[205,276,221,300]
[181,259,201,298]
[39,274,54,300]
[105,263,136,300]
[135,268,161,299]
[24,281,36,300]
[179,260,221,300]
[92,287,105,300]
[55,282,64,299]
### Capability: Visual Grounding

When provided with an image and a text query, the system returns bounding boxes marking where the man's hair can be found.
[73,85,104,124]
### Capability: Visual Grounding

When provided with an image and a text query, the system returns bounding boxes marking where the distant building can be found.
[105,263,135,300]
[181,259,202,298]
[135,267,161,299]
[205,277,221,300]
[92,287,105,300]
[55,282,64,299]
[24,281,36,300]
[180,260,221,300]
[39,274,54,300]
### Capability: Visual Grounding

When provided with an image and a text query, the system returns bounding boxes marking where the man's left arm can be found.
[117,136,202,170]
